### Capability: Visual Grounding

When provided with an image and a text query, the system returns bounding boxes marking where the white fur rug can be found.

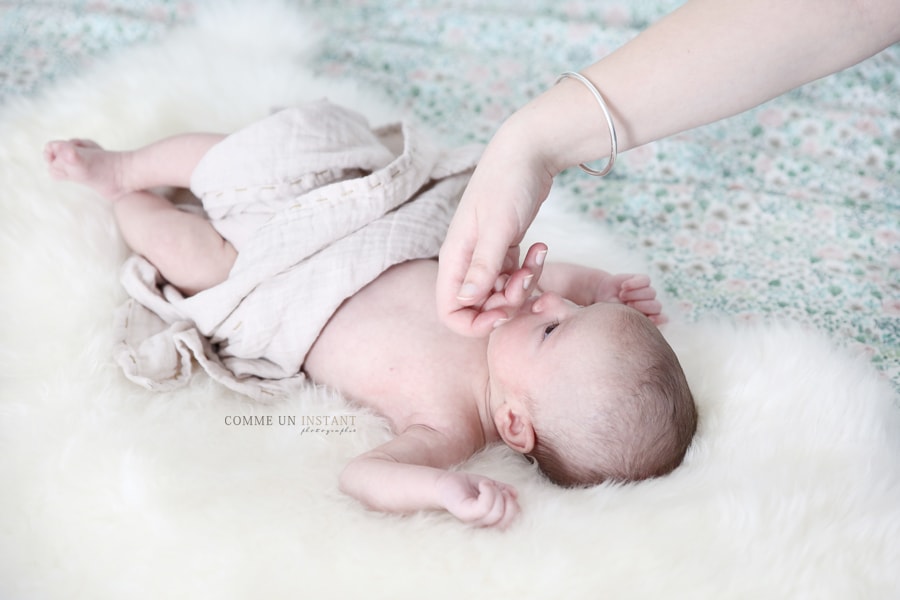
[1,2,899,599]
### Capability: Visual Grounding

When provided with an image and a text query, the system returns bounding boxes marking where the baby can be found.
[44,104,696,529]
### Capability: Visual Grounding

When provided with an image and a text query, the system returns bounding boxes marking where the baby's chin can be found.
[485,322,504,345]
[486,311,520,339]
[484,322,509,359]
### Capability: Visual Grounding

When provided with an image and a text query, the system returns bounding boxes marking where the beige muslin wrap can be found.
[113,100,480,400]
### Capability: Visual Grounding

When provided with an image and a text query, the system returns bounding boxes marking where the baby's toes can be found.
[44,140,66,162]
[44,141,86,180]
[44,142,68,177]
[71,138,102,150]
[57,143,82,166]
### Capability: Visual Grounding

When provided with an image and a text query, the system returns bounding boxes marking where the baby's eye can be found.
[542,322,559,340]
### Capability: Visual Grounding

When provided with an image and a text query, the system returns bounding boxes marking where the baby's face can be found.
[486,292,621,402]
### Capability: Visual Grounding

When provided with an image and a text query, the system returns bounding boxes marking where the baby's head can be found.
[487,292,696,487]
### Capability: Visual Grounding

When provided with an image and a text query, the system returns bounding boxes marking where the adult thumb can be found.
[456,236,513,304]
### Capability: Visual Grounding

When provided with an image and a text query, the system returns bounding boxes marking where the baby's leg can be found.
[44,134,234,295]
[44,133,225,199]
[113,191,237,296]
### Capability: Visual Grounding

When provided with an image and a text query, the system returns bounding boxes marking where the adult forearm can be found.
[517,0,900,175]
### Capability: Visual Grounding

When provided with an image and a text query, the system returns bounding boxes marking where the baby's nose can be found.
[509,294,539,317]
[531,291,565,313]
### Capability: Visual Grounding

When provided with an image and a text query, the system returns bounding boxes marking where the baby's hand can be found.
[436,471,520,529]
[595,273,666,325]
[480,242,547,320]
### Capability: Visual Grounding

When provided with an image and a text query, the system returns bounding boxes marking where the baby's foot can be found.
[44,139,128,200]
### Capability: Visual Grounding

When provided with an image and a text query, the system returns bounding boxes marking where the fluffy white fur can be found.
[1,2,898,598]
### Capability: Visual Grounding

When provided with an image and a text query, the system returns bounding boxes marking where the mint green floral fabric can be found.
[2,0,897,388]
[304,1,900,389]
[0,0,192,100]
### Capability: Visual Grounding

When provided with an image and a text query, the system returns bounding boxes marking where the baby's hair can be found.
[529,307,696,487]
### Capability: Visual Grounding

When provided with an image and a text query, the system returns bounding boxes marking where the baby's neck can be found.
[305,258,502,447]
[473,359,503,447]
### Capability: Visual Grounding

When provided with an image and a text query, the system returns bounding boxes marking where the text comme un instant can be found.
[224,415,357,428]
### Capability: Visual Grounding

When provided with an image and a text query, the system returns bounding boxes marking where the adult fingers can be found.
[441,305,512,338]
[492,243,548,310]
[437,226,519,336]
[456,242,520,306]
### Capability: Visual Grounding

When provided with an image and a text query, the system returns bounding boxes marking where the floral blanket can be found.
[2,0,897,388]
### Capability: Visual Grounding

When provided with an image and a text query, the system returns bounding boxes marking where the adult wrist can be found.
[479,113,556,184]
[555,72,617,176]
[509,74,621,178]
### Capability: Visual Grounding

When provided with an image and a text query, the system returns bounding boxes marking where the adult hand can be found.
[437,123,554,337]
[480,241,547,317]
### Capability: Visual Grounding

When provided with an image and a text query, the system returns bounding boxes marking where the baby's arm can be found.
[476,243,665,324]
[538,262,666,324]
[339,425,519,528]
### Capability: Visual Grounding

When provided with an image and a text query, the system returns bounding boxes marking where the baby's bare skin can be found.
[306,259,492,444]
[308,254,548,528]
[44,135,665,529]
[44,139,128,199]
[45,137,236,295]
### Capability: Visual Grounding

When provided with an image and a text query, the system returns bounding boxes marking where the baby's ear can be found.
[494,400,535,455]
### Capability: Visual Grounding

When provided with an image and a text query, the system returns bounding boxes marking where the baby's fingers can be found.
[618,273,650,290]
[619,274,650,289]
[494,487,521,529]
[627,298,664,320]
[619,285,657,303]
[647,313,669,326]
[474,481,519,529]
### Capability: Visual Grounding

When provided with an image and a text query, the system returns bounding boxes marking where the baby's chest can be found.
[311,322,470,430]
[303,270,479,428]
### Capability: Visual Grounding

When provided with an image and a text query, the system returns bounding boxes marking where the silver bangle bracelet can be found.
[555,71,618,177]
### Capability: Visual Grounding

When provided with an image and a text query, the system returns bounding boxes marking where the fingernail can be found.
[536,250,547,266]
[457,283,478,300]
[492,318,508,329]
[522,274,533,290]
